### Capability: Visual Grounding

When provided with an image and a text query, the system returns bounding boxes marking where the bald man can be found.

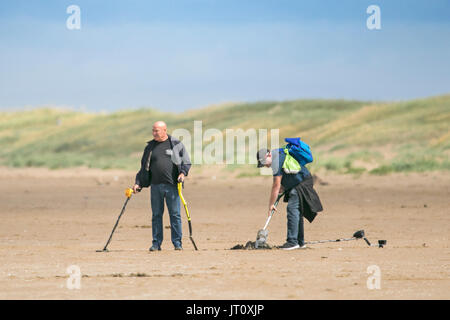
[133,121,191,251]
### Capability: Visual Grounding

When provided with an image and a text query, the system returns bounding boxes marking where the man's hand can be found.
[177,173,185,182]
[132,184,141,194]
[268,204,278,216]
[267,175,282,216]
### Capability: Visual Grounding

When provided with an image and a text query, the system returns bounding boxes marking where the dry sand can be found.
[0,167,448,299]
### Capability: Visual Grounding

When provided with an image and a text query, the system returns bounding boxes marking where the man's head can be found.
[256,148,272,168]
[152,121,168,142]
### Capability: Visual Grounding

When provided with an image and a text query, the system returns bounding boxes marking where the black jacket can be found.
[284,174,323,223]
[135,135,191,188]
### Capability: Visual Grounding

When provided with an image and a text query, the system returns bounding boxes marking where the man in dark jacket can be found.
[257,147,323,250]
[133,121,191,251]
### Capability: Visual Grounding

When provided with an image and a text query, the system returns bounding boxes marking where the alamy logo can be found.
[171,121,280,166]
[66,5,81,30]
[66,265,81,289]
[367,5,381,30]
[366,265,381,290]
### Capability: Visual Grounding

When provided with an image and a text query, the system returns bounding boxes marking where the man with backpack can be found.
[256,138,323,250]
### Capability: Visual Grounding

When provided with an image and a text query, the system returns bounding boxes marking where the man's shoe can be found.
[279,242,300,250]
[298,244,308,249]
[174,246,183,251]
[149,245,161,252]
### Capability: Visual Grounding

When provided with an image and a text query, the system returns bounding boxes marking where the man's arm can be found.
[174,141,191,181]
[179,142,191,176]
[133,146,149,192]
[268,175,282,216]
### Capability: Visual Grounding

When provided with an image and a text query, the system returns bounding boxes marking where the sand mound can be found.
[230,241,274,250]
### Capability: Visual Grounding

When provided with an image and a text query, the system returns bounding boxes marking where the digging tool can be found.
[96,187,139,252]
[177,182,198,251]
[255,192,285,249]
[305,230,386,248]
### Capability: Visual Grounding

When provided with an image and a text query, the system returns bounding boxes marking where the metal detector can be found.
[305,230,386,248]
[177,182,199,250]
[96,188,138,252]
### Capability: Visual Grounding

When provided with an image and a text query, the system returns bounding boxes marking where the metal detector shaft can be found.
[262,192,285,230]
[100,196,130,251]
[97,188,137,252]
[187,220,198,251]
[305,237,358,245]
[254,192,286,249]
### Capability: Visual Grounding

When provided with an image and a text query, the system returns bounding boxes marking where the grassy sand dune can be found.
[1,95,449,175]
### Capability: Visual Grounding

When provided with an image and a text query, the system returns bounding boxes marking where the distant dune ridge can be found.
[1,95,449,175]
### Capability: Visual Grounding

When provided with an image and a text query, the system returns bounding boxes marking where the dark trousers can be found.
[286,188,305,246]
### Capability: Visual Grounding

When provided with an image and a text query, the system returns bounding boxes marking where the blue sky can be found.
[1,0,449,112]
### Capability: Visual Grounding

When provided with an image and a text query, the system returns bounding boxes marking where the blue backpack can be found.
[284,137,313,166]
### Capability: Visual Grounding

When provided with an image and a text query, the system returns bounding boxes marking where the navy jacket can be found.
[135,135,191,188]
[284,174,323,223]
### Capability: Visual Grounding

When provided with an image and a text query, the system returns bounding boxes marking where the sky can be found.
[1,0,449,112]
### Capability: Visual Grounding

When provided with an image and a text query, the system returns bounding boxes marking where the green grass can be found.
[1,95,449,175]
[370,147,450,175]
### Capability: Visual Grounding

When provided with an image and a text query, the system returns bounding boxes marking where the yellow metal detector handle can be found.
[177,182,198,250]
[177,182,191,221]
[125,188,133,198]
